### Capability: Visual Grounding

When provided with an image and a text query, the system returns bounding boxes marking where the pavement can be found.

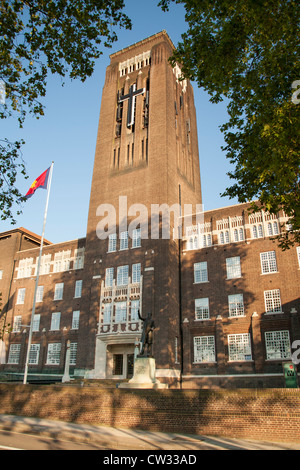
[0,414,299,450]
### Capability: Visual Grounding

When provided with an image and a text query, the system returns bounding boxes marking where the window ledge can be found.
[227,360,254,363]
[264,312,284,315]
[265,358,291,362]
[228,315,246,319]
[193,361,217,365]
[260,272,279,275]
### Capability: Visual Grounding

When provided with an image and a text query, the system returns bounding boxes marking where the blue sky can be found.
[0,0,237,244]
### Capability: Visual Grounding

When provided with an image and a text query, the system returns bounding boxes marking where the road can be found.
[0,429,106,450]
[0,415,299,451]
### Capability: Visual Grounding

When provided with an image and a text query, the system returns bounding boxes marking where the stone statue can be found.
[138,310,155,357]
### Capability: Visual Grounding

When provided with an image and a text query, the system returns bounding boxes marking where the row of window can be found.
[12,310,80,333]
[194,330,291,363]
[7,329,292,366]
[186,218,284,251]
[195,289,283,320]
[16,248,85,279]
[7,342,77,366]
[16,280,83,305]
[102,300,140,324]
[108,229,141,253]
[105,263,141,288]
[194,250,290,285]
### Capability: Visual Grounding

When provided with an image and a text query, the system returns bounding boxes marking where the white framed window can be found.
[219,230,229,244]
[0,269,3,280]
[194,336,216,363]
[70,342,77,365]
[187,235,199,251]
[16,288,26,305]
[108,233,117,253]
[103,304,112,324]
[202,233,212,248]
[297,246,300,268]
[74,248,85,269]
[267,221,279,236]
[29,344,40,365]
[120,231,129,250]
[32,314,40,332]
[40,254,51,275]
[74,280,83,298]
[132,228,141,248]
[228,294,244,317]
[53,251,71,273]
[72,310,80,330]
[50,312,61,331]
[105,267,114,288]
[131,299,140,321]
[194,262,208,283]
[195,298,210,320]
[53,252,62,273]
[36,286,44,303]
[252,224,263,239]
[228,333,252,361]
[8,344,21,364]
[226,257,241,279]
[132,263,141,284]
[260,251,277,274]
[186,224,213,250]
[54,283,64,301]
[12,316,22,333]
[175,337,179,364]
[115,301,127,323]
[233,228,244,242]
[265,330,291,360]
[117,265,129,286]
[46,343,61,365]
[264,289,282,313]
[18,258,33,278]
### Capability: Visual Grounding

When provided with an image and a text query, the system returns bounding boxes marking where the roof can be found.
[0,227,52,246]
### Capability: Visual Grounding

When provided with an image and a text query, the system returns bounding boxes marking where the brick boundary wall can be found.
[0,385,299,443]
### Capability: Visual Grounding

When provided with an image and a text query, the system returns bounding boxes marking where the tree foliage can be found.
[0,0,131,222]
[160,0,300,248]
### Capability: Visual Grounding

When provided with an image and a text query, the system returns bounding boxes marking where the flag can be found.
[25,167,50,199]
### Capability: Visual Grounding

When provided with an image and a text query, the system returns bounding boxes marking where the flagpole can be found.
[23,162,54,385]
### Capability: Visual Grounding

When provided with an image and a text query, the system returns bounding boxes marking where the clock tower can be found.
[82,31,202,383]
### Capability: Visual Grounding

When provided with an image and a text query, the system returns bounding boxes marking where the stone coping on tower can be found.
[109,30,175,61]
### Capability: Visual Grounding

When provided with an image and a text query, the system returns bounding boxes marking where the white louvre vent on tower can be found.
[119,51,151,76]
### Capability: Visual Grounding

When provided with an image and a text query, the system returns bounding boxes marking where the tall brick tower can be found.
[81,31,202,383]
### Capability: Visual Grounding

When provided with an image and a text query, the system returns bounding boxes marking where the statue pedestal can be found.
[119,357,168,389]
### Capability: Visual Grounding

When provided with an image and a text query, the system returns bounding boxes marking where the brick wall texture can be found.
[0,384,299,443]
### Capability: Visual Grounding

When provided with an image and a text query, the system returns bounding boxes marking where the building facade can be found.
[0,31,299,388]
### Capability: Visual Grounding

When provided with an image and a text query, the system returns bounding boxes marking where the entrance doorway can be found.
[113,354,123,376]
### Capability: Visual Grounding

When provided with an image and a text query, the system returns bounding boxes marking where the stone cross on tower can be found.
[118,83,145,127]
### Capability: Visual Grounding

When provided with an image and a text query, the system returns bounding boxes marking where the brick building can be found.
[0,31,299,387]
